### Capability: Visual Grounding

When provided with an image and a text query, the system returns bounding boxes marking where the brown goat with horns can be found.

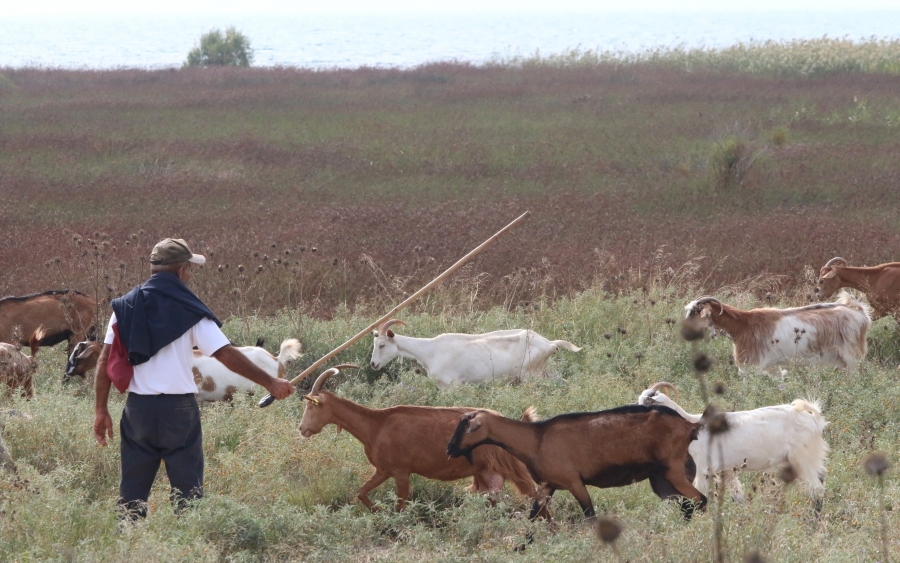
[816,257,900,320]
[447,404,706,521]
[299,365,548,515]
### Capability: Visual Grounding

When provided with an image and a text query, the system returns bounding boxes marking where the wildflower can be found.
[779,464,797,485]
[713,381,726,395]
[694,354,712,373]
[594,516,622,544]
[680,318,706,342]
[743,551,766,563]
[703,406,729,435]
[863,451,890,477]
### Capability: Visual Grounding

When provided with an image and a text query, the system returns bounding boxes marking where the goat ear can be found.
[386,329,395,339]
[822,270,837,279]
[76,347,95,360]
[372,330,379,337]
[465,417,482,433]
[700,305,712,319]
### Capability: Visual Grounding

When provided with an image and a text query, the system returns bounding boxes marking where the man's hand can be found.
[93,411,114,447]
[266,377,296,401]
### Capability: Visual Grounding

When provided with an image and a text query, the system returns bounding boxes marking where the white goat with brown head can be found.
[370,319,582,389]
[683,291,871,375]
[192,338,302,403]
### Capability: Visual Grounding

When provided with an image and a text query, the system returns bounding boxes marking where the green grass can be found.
[1,282,898,562]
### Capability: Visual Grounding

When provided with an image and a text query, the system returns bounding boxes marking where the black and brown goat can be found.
[299,365,548,515]
[447,404,706,521]
[0,290,96,354]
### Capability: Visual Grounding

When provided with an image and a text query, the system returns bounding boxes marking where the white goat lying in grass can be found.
[638,382,829,510]
[192,338,302,403]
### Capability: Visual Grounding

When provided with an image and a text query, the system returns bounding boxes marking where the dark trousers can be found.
[119,393,203,518]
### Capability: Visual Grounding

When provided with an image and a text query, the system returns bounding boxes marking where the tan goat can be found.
[299,365,547,515]
[0,327,45,398]
[816,257,900,320]
[0,290,95,355]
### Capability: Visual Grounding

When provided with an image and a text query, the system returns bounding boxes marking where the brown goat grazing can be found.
[64,340,103,381]
[299,365,547,515]
[817,257,900,320]
[0,290,96,354]
[447,404,706,521]
[0,327,45,398]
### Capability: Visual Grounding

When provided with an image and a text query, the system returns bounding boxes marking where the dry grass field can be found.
[1,40,900,562]
[2,40,900,316]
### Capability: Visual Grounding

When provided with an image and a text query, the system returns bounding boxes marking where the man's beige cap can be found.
[149,238,206,265]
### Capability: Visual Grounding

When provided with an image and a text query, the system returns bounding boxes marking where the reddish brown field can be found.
[1,64,899,317]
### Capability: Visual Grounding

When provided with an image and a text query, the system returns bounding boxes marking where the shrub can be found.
[185,27,253,68]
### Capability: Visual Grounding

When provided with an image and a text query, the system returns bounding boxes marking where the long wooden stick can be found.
[258,210,531,407]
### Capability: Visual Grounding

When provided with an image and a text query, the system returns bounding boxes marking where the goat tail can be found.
[28,326,46,358]
[520,406,540,422]
[552,340,582,353]
[834,290,872,319]
[788,399,830,495]
[277,338,303,364]
[791,399,828,428]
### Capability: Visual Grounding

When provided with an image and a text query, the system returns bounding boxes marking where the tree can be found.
[185,27,253,68]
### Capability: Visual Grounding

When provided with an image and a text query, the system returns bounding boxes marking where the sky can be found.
[7,0,900,16]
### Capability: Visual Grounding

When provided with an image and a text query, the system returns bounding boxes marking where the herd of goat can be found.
[0,256,897,525]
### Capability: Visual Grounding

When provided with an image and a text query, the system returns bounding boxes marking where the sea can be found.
[1,9,898,70]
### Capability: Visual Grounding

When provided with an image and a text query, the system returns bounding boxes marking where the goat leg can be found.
[663,467,707,519]
[394,473,411,511]
[357,469,391,511]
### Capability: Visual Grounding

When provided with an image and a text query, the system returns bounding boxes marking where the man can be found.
[93,238,294,519]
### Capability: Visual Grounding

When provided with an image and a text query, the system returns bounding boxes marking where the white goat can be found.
[638,382,829,508]
[369,320,582,389]
[192,338,302,403]
[684,291,871,375]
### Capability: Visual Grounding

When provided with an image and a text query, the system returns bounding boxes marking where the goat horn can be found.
[694,296,724,315]
[824,257,848,269]
[648,381,679,402]
[309,363,360,395]
[377,319,407,335]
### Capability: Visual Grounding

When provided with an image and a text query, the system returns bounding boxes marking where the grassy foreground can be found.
[1,281,899,562]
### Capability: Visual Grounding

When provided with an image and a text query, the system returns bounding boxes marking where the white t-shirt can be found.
[104,312,230,395]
